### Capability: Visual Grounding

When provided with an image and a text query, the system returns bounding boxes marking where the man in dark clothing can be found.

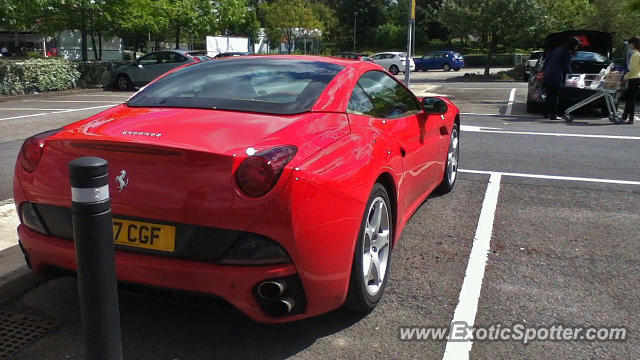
[542,37,580,120]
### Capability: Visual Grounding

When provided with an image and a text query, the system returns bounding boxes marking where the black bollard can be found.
[69,157,123,360]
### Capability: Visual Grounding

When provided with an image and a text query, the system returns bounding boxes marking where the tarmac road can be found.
[0,71,638,359]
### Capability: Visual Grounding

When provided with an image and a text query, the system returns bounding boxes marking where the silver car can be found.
[112,50,210,90]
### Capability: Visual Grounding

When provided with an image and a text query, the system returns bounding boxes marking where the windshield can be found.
[126,59,345,115]
[572,51,607,62]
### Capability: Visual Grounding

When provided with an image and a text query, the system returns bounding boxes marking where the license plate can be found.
[113,219,176,252]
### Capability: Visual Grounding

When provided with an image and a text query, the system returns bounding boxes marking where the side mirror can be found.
[422,97,447,114]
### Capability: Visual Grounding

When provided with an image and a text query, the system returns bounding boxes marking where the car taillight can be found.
[536,72,544,82]
[19,128,61,172]
[235,145,297,197]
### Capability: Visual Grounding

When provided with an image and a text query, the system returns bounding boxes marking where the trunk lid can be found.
[30,105,349,231]
[544,30,613,58]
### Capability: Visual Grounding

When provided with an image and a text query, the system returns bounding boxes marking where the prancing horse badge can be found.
[115,170,129,192]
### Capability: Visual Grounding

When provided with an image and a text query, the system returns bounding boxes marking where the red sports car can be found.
[14,56,460,323]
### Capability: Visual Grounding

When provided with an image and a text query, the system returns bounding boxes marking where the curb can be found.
[0,245,43,305]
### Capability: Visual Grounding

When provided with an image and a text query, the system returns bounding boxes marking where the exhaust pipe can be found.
[257,280,287,300]
[267,297,295,317]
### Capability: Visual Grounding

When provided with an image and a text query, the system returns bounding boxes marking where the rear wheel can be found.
[443,63,451,72]
[344,183,393,313]
[116,74,133,91]
[436,124,459,194]
[453,67,461,71]
[389,65,399,75]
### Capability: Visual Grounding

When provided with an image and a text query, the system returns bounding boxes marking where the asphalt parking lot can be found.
[0,70,638,359]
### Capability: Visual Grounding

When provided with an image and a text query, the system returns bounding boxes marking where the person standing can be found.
[542,37,580,120]
[622,37,640,124]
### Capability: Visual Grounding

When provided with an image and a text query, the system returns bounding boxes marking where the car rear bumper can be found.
[14,174,365,323]
[17,224,305,323]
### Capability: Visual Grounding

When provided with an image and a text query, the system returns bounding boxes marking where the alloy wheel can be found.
[362,197,391,296]
[447,128,459,185]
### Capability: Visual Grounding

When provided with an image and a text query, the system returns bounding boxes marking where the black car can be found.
[526,30,612,113]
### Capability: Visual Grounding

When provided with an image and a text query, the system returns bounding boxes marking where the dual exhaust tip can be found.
[257,280,295,317]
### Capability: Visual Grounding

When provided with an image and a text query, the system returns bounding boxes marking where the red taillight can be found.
[536,72,544,82]
[235,146,297,197]
[19,128,61,172]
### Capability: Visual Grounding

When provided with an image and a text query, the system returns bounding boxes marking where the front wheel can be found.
[436,124,459,194]
[389,65,399,75]
[453,67,461,71]
[344,183,393,313]
[116,74,133,91]
[443,63,451,72]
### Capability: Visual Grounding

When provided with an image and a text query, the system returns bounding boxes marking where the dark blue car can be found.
[414,51,465,72]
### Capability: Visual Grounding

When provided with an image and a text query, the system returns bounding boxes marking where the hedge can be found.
[76,60,130,88]
[463,54,518,67]
[0,58,81,96]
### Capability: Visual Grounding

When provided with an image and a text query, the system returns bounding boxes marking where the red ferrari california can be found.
[14,56,460,323]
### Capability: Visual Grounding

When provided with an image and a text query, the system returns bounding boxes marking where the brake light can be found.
[235,146,297,197]
[536,72,544,82]
[19,128,61,172]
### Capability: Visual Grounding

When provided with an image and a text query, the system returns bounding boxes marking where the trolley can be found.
[563,64,624,123]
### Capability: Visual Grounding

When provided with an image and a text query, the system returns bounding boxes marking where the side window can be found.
[138,53,159,65]
[347,84,375,115]
[354,71,421,119]
[373,54,382,60]
[167,53,187,63]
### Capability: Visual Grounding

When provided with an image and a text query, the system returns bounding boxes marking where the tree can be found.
[260,0,323,54]
[40,0,95,60]
[442,0,540,75]
[1,0,43,46]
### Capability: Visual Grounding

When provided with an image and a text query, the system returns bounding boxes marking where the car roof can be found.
[212,55,376,69]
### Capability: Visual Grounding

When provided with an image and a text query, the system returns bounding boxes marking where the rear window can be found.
[530,52,543,60]
[572,52,607,62]
[126,59,345,115]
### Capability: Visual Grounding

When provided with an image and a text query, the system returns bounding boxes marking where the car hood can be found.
[545,30,612,57]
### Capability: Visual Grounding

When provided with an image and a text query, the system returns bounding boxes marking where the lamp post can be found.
[353,10,357,53]
[404,0,415,86]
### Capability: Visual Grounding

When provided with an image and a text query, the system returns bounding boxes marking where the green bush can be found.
[75,61,130,88]
[463,54,517,67]
[0,58,80,95]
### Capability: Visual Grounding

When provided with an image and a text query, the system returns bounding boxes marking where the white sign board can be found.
[206,36,249,57]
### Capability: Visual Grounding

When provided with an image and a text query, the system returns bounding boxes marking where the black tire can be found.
[436,124,459,194]
[344,183,393,313]
[443,63,451,72]
[389,65,399,75]
[526,99,540,114]
[115,74,133,91]
[453,67,461,71]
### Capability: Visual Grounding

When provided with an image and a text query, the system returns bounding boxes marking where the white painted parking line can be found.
[460,169,640,186]
[74,94,132,97]
[0,105,117,122]
[460,112,530,118]
[505,88,516,115]
[0,108,68,111]
[0,202,19,252]
[443,173,502,360]
[22,100,121,103]
[460,125,640,140]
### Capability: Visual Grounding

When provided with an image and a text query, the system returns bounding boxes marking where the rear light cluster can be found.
[19,128,61,172]
[235,145,297,197]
